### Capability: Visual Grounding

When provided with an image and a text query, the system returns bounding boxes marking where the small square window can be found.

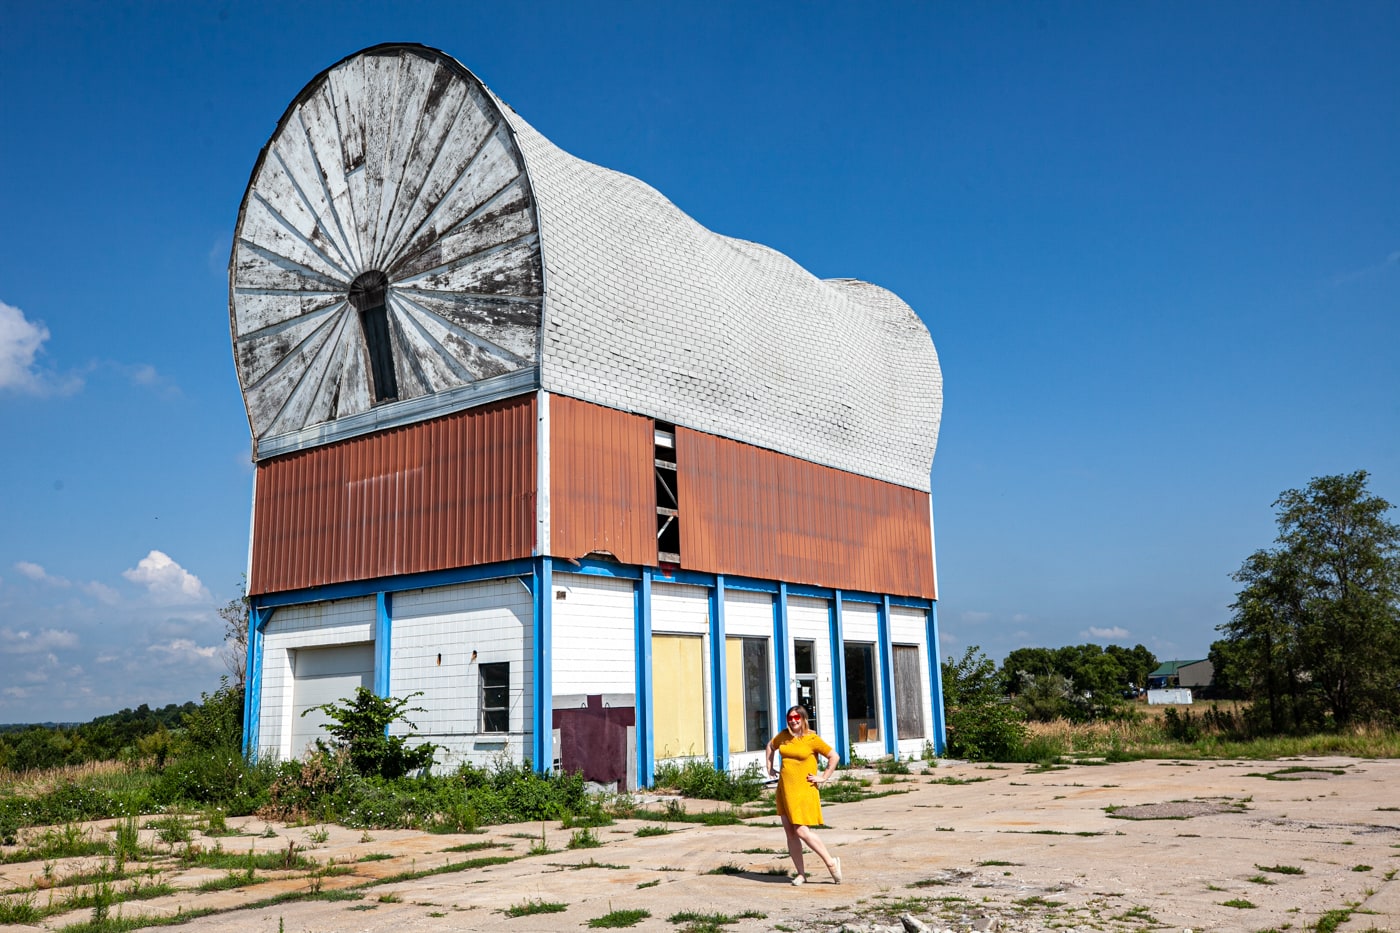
[480,662,509,733]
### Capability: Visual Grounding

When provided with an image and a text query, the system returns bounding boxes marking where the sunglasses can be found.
[786,714,804,722]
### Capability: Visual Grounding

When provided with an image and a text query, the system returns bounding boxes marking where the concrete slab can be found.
[3,757,1398,932]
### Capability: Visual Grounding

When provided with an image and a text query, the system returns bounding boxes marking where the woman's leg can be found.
[794,824,834,872]
[780,815,805,876]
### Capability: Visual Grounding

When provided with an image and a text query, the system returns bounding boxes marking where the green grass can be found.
[442,840,508,853]
[1221,898,1256,908]
[504,898,567,917]
[1256,864,1305,875]
[634,824,671,837]
[587,908,651,928]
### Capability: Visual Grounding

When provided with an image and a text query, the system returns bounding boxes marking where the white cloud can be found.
[1085,626,1130,640]
[147,639,219,661]
[14,561,70,586]
[0,300,49,391]
[0,627,79,653]
[81,581,121,605]
[123,551,210,604]
[959,611,992,625]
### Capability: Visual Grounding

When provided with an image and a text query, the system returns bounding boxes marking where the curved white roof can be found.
[230,44,941,491]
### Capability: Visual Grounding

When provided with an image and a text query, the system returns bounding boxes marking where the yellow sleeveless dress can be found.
[774,730,833,826]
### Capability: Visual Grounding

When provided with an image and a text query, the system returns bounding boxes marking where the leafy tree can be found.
[218,578,250,690]
[941,646,1026,760]
[307,688,438,779]
[1219,471,1400,730]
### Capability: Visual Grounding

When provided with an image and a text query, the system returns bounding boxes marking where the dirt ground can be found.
[4,756,1399,932]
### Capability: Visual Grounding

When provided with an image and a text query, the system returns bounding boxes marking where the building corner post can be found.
[532,557,554,773]
[635,568,654,788]
[242,605,268,759]
[928,602,946,755]
[878,595,898,757]
[709,575,729,772]
[829,591,848,761]
[374,592,393,698]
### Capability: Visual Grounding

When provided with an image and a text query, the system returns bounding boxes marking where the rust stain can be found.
[249,395,536,595]
[677,428,935,599]
[549,395,656,566]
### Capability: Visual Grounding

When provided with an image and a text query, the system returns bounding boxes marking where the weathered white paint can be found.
[231,47,543,451]
[787,596,835,745]
[551,573,634,698]
[289,643,375,759]
[259,597,376,760]
[389,579,533,770]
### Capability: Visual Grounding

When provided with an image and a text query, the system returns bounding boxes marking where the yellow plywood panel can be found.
[726,638,746,754]
[653,635,705,759]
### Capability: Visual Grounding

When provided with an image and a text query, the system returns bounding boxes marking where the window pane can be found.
[743,638,770,752]
[844,642,879,742]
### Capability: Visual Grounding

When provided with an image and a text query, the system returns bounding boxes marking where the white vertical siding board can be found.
[551,573,634,697]
[786,596,835,746]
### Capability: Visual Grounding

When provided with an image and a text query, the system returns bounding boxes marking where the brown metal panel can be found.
[549,395,657,566]
[677,428,936,599]
[248,395,536,596]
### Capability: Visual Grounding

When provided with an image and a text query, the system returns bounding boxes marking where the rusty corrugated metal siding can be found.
[549,395,657,566]
[678,428,936,599]
[249,395,536,595]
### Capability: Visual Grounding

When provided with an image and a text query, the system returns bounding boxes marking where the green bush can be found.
[651,760,764,803]
[306,688,437,780]
[945,700,1028,762]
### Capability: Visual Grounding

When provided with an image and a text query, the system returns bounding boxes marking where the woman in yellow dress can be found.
[765,704,842,885]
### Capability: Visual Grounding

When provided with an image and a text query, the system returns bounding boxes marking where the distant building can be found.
[1147,659,1214,691]
[230,44,945,786]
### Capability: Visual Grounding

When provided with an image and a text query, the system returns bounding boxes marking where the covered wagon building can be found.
[233,44,945,787]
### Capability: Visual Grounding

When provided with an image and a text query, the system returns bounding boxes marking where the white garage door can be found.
[290,643,375,758]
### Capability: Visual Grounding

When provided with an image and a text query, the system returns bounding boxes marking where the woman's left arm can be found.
[810,747,839,786]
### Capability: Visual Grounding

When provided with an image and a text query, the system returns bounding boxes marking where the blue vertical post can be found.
[773,582,791,711]
[709,575,729,772]
[829,591,848,760]
[877,595,898,757]
[532,557,554,772]
[927,602,946,755]
[242,605,269,758]
[634,568,655,788]
[374,592,392,698]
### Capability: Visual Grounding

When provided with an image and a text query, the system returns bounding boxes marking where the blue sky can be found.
[1,2,1396,723]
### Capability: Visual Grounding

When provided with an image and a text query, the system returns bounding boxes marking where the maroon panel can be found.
[249,395,537,595]
[677,428,936,599]
[548,395,657,566]
[553,695,636,788]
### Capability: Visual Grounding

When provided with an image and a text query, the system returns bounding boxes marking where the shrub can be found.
[651,760,764,803]
[306,688,437,780]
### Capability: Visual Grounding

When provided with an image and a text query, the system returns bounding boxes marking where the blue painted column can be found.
[634,568,655,788]
[877,595,898,757]
[829,591,848,760]
[532,557,554,772]
[709,575,729,772]
[241,605,270,758]
[773,582,791,711]
[927,603,947,755]
[374,592,393,698]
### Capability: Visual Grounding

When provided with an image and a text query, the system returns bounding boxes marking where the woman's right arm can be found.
[765,737,779,776]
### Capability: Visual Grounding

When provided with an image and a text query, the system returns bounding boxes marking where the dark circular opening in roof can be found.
[348,270,389,312]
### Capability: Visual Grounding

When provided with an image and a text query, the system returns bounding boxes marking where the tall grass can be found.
[1017,705,1400,761]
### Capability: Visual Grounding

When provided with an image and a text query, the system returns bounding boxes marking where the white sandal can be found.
[790,873,806,885]
[828,857,843,884]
